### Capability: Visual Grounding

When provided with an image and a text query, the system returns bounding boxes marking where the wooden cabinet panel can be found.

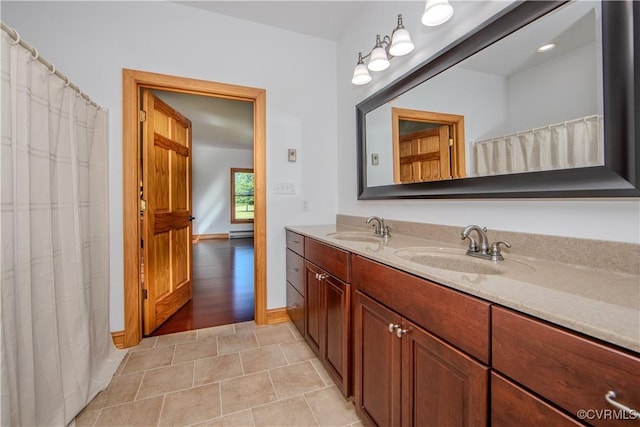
[402,318,488,427]
[305,238,351,283]
[354,291,402,427]
[492,306,640,426]
[324,274,350,396]
[286,230,304,256]
[286,249,304,295]
[353,255,490,364]
[304,261,323,355]
[491,372,584,427]
[286,282,304,336]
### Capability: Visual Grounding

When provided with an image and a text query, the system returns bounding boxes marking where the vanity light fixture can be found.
[422,0,454,27]
[351,14,414,85]
[537,43,557,53]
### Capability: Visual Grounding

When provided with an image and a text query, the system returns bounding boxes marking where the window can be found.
[230,168,254,223]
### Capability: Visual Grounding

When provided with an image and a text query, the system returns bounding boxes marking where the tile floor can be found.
[75,321,363,427]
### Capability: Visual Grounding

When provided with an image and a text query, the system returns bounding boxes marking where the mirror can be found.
[357,0,639,198]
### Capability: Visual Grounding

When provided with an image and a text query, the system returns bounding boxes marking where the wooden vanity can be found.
[285,228,640,426]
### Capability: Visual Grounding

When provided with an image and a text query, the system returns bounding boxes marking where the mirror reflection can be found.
[365,1,603,187]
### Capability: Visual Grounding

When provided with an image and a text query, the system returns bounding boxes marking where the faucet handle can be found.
[461,235,478,253]
[381,225,392,238]
[490,240,511,261]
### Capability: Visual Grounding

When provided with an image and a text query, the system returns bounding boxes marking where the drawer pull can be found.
[605,391,639,417]
[290,239,300,244]
[396,328,408,338]
[388,323,399,333]
[289,268,299,272]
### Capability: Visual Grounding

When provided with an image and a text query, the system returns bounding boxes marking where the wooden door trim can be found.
[391,107,466,183]
[122,68,267,347]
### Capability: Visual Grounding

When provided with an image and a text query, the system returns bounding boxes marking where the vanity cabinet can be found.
[492,306,640,426]
[303,237,352,397]
[353,255,490,427]
[285,231,305,335]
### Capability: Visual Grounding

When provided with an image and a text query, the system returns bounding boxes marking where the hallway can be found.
[151,238,255,336]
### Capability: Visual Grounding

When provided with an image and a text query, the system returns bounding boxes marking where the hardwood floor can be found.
[150,238,255,336]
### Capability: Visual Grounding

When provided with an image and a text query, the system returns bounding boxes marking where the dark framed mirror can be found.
[357,0,639,199]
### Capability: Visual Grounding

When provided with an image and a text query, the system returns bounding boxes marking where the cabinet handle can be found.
[388,323,399,333]
[290,239,300,244]
[318,273,329,280]
[289,268,299,272]
[396,328,408,338]
[605,391,639,418]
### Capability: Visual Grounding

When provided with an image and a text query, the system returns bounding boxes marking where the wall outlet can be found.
[288,148,297,162]
[274,182,296,194]
[303,200,309,211]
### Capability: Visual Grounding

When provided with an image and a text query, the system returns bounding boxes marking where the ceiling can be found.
[175,1,372,41]
[151,90,254,150]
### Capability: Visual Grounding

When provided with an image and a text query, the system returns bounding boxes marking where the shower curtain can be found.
[474,115,603,176]
[1,29,124,426]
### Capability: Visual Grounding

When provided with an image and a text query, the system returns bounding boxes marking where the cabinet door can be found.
[304,261,323,355]
[401,318,488,427]
[324,274,350,397]
[354,291,402,427]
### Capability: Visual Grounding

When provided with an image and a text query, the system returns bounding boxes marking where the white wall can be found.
[506,43,599,133]
[2,1,339,330]
[337,1,640,244]
[192,146,253,235]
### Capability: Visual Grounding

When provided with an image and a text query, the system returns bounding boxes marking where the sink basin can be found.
[394,247,535,275]
[326,232,383,243]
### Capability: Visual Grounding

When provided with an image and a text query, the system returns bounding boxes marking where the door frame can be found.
[122,69,267,347]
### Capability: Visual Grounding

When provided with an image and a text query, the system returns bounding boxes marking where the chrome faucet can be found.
[366,216,391,238]
[461,225,511,261]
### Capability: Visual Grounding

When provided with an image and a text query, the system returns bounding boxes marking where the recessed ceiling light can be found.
[537,43,556,53]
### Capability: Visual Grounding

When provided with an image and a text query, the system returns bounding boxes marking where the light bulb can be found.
[422,0,454,27]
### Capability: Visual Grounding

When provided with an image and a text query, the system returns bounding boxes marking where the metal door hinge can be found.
[142,289,148,299]
[140,199,147,212]
[139,110,147,122]
[449,138,454,147]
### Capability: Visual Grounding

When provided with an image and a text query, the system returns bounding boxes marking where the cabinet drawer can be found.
[304,238,351,283]
[353,255,490,364]
[286,282,304,336]
[286,249,304,295]
[286,230,304,256]
[492,306,640,426]
[492,372,584,427]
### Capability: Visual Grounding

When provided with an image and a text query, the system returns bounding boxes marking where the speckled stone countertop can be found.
[286,223,640,354]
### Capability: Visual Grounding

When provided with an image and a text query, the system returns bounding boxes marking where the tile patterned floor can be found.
[75,321,363,427]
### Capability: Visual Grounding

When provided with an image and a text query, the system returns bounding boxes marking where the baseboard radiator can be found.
[228,230,254,239]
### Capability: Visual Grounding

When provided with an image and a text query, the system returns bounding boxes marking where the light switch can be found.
[371,153,379,165]
[288,148,297,162]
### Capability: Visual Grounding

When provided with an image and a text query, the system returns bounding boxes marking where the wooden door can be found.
[324,274,350,397]
[304,261,323,355]
[401,318,488,427]
[354,291,402,427]
[398,126,451,183]
[142,91,193,335]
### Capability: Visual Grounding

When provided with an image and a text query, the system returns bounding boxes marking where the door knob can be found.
[189,216,195,221]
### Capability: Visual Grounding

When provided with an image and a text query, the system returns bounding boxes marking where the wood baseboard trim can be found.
[111,331,126,349]
[194,233,229,241]
[266,307,291,324]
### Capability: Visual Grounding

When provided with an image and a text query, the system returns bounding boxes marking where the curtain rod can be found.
[1,21,102,110]
[474,114,602,145]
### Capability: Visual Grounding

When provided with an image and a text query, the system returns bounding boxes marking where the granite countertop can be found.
[286,224,640,354]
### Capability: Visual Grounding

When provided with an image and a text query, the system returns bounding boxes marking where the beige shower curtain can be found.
[1,29,124,426]
[474,115,603,176]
